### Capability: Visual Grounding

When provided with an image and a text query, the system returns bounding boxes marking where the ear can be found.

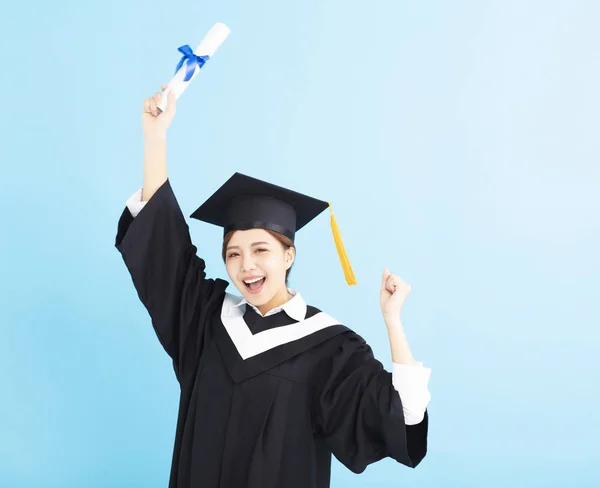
[285,247,295,269]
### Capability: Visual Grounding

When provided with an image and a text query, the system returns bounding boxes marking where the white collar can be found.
[220,292,341,360]
[229,288,308,322]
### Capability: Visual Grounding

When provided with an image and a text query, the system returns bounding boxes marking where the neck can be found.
[257,286,292,316]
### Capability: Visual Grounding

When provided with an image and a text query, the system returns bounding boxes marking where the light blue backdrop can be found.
[1,1,598,487]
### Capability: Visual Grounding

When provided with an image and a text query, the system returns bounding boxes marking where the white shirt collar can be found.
[230,288,307,322]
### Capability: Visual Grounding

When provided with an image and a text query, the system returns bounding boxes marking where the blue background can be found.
[1,1,599,487]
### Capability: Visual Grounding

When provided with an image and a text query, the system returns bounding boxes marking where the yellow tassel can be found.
[328,202,358,286]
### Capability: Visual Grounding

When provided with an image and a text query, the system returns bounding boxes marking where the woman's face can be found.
[225,228,294,306]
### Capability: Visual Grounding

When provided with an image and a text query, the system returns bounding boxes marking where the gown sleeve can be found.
[114,179,228,381]
[312,331,428,474]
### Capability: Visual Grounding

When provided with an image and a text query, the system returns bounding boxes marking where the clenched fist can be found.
[380,268,412,318]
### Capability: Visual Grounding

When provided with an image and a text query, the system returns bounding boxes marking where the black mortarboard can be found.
[190,172,357,285]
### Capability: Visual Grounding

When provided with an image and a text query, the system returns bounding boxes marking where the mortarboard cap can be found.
[190,172,357,286]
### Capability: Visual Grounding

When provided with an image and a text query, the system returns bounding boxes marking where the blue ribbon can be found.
[175,45,210,82]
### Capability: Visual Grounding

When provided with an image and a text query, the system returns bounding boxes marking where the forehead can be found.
[228,228,275,247]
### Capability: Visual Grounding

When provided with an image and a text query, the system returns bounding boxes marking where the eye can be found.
[227,252,239,259]
[255,248,267,253]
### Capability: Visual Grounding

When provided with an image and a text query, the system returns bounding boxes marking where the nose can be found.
[241,253,257,272]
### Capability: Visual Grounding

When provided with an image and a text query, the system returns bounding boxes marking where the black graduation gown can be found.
[115,179,428,488]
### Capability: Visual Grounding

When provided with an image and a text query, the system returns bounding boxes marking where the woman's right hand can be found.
[142,84,177,139]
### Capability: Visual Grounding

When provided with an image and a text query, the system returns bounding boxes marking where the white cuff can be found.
[392,362,431,425]
[126,188,146,218]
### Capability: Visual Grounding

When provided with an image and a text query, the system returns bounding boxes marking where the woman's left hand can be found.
[380,268,412,318]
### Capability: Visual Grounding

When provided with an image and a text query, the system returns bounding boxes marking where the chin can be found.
[244,292,272,307]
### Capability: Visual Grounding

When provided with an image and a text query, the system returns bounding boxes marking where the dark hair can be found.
[222,229,295,286]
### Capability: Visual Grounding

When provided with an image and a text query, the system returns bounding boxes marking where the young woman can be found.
[115,85,432,488]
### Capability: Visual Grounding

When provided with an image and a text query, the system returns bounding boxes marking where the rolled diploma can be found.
[157,22,230,112]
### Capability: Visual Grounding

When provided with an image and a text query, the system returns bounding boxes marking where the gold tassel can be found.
[328,202,358,286]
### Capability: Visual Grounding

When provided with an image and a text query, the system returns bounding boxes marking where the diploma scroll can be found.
[158,22,230,112]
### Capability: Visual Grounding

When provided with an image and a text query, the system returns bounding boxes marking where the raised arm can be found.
[141,84,175,201]
[115,86,228,382]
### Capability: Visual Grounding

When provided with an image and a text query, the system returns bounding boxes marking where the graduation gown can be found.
[115,179,428,488]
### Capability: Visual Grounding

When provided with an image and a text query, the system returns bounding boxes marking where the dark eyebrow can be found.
[226,241,270,251]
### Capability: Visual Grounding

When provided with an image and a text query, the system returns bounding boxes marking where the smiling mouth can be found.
[244,277,266,294]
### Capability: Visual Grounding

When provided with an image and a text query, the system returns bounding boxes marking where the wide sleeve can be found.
[114,179,228,380]
[312,332,428,474]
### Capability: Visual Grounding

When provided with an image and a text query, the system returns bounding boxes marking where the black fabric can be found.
[243,305,291,334]
[241,303,322,334]
[115,179,428,488]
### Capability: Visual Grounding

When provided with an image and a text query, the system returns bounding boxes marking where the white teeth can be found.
[244,277,264,284]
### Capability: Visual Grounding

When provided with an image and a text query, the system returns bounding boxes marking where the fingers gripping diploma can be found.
[142,85,177,137]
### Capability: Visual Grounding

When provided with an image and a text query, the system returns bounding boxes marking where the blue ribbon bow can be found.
[175,45,210,82]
